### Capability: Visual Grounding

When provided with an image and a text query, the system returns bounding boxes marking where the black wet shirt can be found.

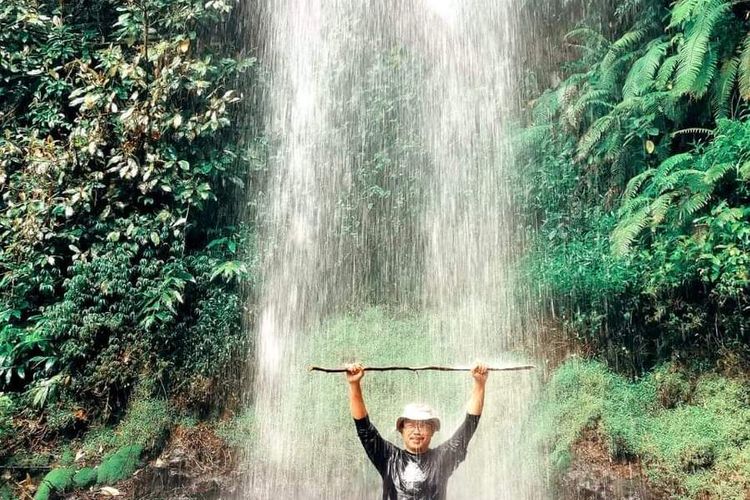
[354,414,480,500]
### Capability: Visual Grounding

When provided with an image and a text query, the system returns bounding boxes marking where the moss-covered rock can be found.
[73,467,97,488]
[96,445,143,485]
[34,467,75,500]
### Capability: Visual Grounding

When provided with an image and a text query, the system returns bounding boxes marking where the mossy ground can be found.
[535,359,750,499]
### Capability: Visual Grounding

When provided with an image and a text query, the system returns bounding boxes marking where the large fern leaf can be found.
[688,48,718,99]
[622,168,656,201]
[576,114,616,161]
[738,34,750,100]
[711,57,738,118]
[655,54,680,89]
[673,0,729,97]
[650,192,678,225]
[678,190,713,219]
[703,161,734,184]
[515,124,553,151]
[668,0,704,29]
[622,40,670,98]
[601,28,650,70]
[564,88,612,128]
[612,202,651,255]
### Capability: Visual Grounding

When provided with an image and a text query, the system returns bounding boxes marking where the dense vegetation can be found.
[519,0,750,497]
[517,0,750,372]
[0,0,256,478]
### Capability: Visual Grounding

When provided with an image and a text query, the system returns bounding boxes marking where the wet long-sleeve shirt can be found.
[354,414,480,500]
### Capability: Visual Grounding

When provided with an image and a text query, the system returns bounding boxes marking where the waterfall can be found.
[240,1,547,498]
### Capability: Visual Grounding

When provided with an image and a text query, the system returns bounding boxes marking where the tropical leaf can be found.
[711,57,738,118]
[668,0,704,29]
[703,161,734,184]
[650,192,678,225]
[601,28,650,70]
[622,40,670,98]
[612,202,651,255]
[564,88,612,128]
[576,114,616,160]
[623,168,657,201]
[738,33,750,100]
[673,0,729,97]
[655,54,680,89]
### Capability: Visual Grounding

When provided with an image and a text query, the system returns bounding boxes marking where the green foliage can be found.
[0,0,256,427]
[517,0,750,367]
[33,467,75,500]
[96,444,143,485]
[535,360,750,498]
[72,467,97,488]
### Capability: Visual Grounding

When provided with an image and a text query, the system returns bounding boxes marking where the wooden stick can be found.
[308,364,535,373]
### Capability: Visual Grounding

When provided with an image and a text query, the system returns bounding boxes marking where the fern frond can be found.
[738,34,750,100]
[601,28,649,70]
[623,40,670,98]
[739,160,750,180]
[663,169,705,193]
[612,202,651,255]
[564,27,609,55]
[655,54,680,89]
[650,192,678,225]
[688,48,718,99]
[670,128,715,138]
[531,90,560,123]
[564,88,611,128]
[703,161,733,184]
[655,152,695,176]
[668,0,704,29]
[711,57,738,119]
[515,124,553,151]
[623,168,656,201]
[576,114,616,161]
[673,0,729,97]
[679,190,712,219]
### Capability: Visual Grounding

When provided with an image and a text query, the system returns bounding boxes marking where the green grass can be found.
[535,359,750,499]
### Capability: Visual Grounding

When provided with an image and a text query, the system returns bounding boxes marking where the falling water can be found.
[240,1,548,498]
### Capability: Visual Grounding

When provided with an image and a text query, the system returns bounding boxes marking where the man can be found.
[345,362,488,500]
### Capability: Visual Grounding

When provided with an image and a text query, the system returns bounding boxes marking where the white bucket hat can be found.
[396,403,441,432]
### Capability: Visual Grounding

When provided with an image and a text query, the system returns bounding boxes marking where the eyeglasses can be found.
[402,421,433,431]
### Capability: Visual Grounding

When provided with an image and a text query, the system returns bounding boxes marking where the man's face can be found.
[400,419,435,454]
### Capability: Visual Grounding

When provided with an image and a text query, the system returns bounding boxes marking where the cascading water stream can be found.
[241,1,548,498]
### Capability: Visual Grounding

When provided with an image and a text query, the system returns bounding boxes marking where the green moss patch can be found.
[73,467,97,488]
[96,445,143,485]
[535,359,750,498]
[33,467,75,500]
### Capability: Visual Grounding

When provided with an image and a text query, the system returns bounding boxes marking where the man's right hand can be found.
[345,362,365,384]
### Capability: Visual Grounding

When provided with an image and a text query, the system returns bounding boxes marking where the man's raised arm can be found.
[467,362,488,416]
[346,362,367,419]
